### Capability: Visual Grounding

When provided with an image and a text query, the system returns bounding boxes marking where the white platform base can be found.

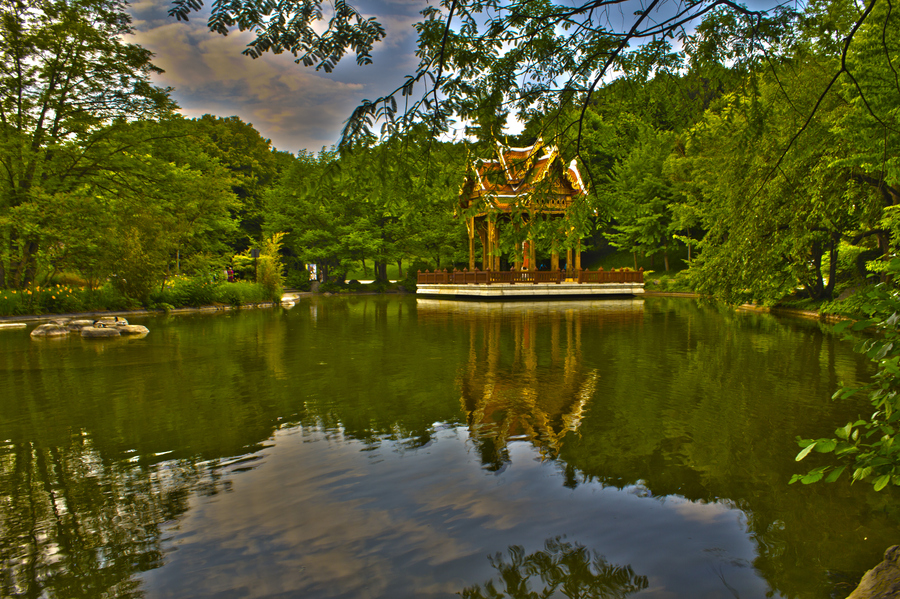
[416,282,644,298]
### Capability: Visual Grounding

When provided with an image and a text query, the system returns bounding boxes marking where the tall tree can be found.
[265,133,466,283]
[189,115,288,250]
[604,128,679,271]
[0,0,173,288]
[23,118,239,299]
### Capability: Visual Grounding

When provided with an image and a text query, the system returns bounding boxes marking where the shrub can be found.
[152,276,217,307]
[81,283,133,311]
[285,267,311,291]
[231,233,286,301]
[0,282,136,316]
[402,260,432,292]
[257,233,286,301]
[217,281,266,306]
[793,257,900,491]
[0,289,28,316]
[232,253,256,281]
[35,285,87,314]
[319,280,344,294]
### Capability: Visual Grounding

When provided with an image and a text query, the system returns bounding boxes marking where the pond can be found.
[0,295,897,599]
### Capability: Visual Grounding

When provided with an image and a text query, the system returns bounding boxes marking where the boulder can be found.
[30,323,69,337]
[81,326,121,338]
[0,323,27,330]
[847,546,900,599]
[95,316,128,327]
[116,324,149,335]
[67,319,95,330]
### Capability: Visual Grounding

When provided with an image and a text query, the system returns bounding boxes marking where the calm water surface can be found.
[1,296,897,599]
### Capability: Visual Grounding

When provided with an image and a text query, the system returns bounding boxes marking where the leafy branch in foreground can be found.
[792,258,900,491]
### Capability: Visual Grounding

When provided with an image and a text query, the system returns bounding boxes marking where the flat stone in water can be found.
[81,326,121,338]
[30,323,68,337]
[95,316,128,326]
[117,324,149,335]
[68,319,96,330]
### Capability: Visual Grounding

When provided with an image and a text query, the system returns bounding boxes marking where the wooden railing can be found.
[577,268,644,284]
[417,267,643,285]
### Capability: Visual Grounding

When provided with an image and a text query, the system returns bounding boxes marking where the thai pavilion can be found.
[458,140,588,272]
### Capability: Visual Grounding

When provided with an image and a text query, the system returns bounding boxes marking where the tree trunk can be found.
[374,260,388,281]
[14,240,39,288]
[397,259,403,279]
[807,240,825,300]
[824,235,838,298]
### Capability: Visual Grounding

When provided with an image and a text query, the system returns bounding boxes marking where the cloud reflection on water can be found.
[140,424,766,598]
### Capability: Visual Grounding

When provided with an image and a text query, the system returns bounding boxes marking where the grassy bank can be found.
[0,277,279,317]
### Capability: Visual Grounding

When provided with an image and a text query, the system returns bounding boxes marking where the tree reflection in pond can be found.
[461,536,648,599]
[0,434,220,599]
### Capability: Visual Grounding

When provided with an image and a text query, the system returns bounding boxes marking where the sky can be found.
[127,0,427,153]
[126,0,786,155]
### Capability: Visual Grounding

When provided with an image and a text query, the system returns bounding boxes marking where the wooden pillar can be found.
[486,219,496,270]
[514,241,522,271]
[529,240,537,271]
[468,217,475,271]
[551,237,559,271]
[575,239,582,271]
[566,247,573,275]
[491,220,501,271]
[479,221,488,271]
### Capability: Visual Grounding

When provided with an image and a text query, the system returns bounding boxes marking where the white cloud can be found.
[127,0,422,151]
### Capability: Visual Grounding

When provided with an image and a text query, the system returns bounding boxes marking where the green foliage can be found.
[169,0,386,73]
[285,267,311,291]
[150,276,270,308]
[0,0,175,290]
[156,277,219,308]
[232,253,256,281]
[402,259,432,292]
[793,258,900,490]
[230,233,286,301]
[0,283,134,316]
[256,232,286,301]
[187,115,287,247]
[264,131,466,287]
[215,281,268,306]
[603,128,679,270]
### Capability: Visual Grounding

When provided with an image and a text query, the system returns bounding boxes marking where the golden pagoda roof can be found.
[461,141,587,215]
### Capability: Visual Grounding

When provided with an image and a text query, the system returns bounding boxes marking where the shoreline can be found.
[0,291,314,325]
[0,291,849,326]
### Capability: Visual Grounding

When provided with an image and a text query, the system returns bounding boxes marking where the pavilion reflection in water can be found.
[416,299,644,469]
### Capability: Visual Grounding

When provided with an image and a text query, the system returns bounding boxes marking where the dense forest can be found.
[3,0,898,314]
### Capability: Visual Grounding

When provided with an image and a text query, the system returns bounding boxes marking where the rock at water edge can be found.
[847,546,900,599]
[81,327,121,338]
[30,323,68,337]
[68,319,95,330]
[116,324,149,335]
[95,316,129,327]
